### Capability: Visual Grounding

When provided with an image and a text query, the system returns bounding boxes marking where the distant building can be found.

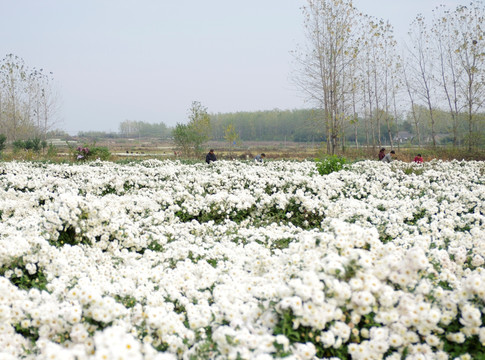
[394,131,413,143]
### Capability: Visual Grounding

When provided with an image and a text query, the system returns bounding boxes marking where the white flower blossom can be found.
[0,159,483,359]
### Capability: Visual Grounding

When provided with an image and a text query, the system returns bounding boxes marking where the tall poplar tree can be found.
[293,0,359,154]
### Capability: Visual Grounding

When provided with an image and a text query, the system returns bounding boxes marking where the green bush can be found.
[46,143,57,158]
[0,134,6,153]
[11,137,46,153]
[12,140,25,151]
[90,146,111,160]
[315,155,348,175]
[76,144,111,161]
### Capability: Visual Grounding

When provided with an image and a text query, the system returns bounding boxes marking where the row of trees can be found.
[211,106,484,146]
[73,102,483,152]
[293,0,485,152]
[210,109,322,142]
[118,120,171,139]
[0,54,59,141]
[170,103,485,154]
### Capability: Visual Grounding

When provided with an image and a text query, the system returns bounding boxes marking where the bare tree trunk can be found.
[426,97,437,147]
[408,15,438,147]
[403,64,421,146]
[468,111,473,151]
[386,117,394,149]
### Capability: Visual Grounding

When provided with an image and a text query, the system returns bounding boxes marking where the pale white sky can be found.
[1,0,466,134]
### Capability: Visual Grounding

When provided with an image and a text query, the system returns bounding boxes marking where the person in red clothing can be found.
[414,154,424,163]
[378,148,386,161]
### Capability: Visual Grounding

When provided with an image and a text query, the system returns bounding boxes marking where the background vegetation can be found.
[1,1,484,160]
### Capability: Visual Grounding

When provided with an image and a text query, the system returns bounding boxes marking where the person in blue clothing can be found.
[206,149,216,164]
[254,153,266,163]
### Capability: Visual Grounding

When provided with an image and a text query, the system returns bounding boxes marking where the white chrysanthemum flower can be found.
[354,291,376,307]
[446,332,466,343]
[1,159,485,358]
[459,304,482,328]
[292,342,316,360]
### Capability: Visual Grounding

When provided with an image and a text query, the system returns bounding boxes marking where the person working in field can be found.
[414,154,424,163]
[381,150,395,163]
[206,149,217,164]
[378,148,386,161]
[254,153,266,163]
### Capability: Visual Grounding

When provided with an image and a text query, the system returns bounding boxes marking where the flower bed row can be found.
[0,159,484,359]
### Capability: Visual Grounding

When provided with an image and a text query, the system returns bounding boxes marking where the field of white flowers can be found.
[0,159,484,360]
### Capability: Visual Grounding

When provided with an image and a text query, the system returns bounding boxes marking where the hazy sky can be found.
[1,0,465,135]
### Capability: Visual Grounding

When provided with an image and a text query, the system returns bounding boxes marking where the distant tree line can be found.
[79,104,484,149]
[78,121,171,140]
[209,109,325,143]
[209,106,484,147]
[118,120,171,139]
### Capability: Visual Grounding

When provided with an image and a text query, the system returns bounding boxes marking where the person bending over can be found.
[206,149,216,164]
[254,153,266,163]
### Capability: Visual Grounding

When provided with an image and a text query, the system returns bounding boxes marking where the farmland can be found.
[3,137,485,164]
[0,159,484,359]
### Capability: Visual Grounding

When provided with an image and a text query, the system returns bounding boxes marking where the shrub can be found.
[0,134,6,153]
[46,143,57,158]
[90,146,111,161]
[315,155,348,175]
[11,137,46,153]
[12,140,25,151]
[76,144,111,161]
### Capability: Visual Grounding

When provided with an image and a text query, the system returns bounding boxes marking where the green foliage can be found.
[454,224,472,232]
[146,240,164,252]
[377,225,394,244]
[49,224,91,247]
[173,101,211,156]
[224,123,240,148]
[440,317,485,358]
[404,209,427,225]
[46,143,57,158]
[209,108,324,142]
[270,238,293,251]
[76,143,111,161]
[315,155,348,175]
[172,198,324,229]
[55,225,78,246]
[0,256,48,291]
[14,322,40,346]
[114,295,137,308]
[12,137,45,153]
[273,309,349,359]
[89,146,111,161]
[189,327,218,360]
[27,138,41,152]
[83,316,113,332]
[172,123,196,156]
[403,166,425,175]
[12,140,23,152]
[0,134,6,152]
[338,258,361,281]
